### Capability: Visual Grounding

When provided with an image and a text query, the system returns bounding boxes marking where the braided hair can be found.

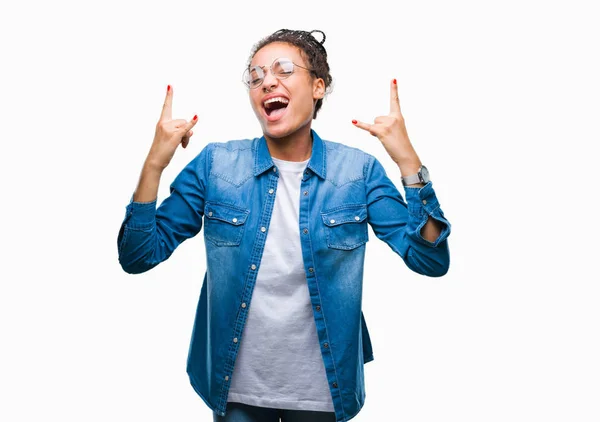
[247,29,333,119]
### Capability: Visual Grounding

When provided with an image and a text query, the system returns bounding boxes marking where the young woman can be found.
[118,29,451,422]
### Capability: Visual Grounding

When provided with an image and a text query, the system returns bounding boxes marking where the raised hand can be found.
[352,79,418,166]
[146,85,198,171]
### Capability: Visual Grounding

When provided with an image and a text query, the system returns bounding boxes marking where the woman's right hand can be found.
[146,85,198,171]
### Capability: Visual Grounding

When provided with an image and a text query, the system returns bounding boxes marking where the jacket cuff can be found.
[404,182,451,247]
[122,195,157,230]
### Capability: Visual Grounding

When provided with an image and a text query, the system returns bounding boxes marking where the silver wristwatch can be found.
[401,165,430,186]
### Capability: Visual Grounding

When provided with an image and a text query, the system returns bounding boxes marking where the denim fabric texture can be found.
[117,129,451,422]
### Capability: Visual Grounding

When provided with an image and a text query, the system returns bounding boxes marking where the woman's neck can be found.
[264,123,313,162]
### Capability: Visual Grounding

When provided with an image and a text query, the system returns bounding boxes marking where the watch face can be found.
[420,166,430,182]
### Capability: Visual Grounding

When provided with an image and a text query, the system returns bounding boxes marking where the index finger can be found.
[390,79,401,114]
[352,119,379,137]
[160,85,173,121]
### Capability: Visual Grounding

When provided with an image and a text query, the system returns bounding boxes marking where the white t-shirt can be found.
[227,156,334,412]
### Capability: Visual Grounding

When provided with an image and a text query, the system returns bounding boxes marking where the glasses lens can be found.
[273,58,294,79]
[243,66,264,88]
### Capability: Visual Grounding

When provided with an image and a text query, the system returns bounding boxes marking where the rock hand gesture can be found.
[352,79,421,173]
[146,85,198,171]
[133,86,198,202]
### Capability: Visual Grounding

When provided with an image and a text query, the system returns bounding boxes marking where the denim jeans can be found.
[213,402,337,422]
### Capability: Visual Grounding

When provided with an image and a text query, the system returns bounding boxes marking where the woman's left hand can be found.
[352,79,418,166]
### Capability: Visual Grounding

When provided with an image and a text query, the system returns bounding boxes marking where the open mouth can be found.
[263,96,289,120]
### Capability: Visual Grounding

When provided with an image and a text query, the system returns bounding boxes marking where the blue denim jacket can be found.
[117,129,451,422]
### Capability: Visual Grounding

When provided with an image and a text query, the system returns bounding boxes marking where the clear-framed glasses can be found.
[242,57,316,89]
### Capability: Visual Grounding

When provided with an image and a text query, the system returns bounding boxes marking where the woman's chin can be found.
[261,119,293,138]
[264,126,292,139]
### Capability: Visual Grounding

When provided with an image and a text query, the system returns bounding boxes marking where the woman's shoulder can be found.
[322,137,372,163]
[210,137,256,151]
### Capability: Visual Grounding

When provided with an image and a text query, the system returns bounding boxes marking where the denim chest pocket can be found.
[204,202,249,246]
[321,204,368,250]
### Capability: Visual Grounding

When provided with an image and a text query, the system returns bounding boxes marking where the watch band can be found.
[401,165,429,186]
[401,173,422,186]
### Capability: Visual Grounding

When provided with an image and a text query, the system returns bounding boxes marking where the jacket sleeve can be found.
[117,143,212,274]
[364,154,451,277]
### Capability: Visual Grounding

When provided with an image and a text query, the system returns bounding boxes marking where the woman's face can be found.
[248,42,324,139]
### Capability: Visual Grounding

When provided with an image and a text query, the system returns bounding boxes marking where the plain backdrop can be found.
[1,0,599,421]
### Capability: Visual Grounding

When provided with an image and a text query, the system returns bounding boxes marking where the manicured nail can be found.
[193,115,198,120]
[393,79,397,85]
[352,119,357,124]
[167,85,171,92]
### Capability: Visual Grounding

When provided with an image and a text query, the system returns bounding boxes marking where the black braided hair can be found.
[247,29,333,119]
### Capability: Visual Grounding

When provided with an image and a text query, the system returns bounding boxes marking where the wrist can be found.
[392,144,419,168]
[396,159,421,177]
[143,158,166,174]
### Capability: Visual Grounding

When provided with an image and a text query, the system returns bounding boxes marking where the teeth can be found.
[263,97,289,108]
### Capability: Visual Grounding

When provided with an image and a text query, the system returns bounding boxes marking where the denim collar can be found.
[254,128,326,179]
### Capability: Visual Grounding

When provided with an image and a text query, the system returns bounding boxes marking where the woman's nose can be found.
[262,69,279,92]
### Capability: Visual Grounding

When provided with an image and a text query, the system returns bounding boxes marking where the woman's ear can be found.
[313,78,325,100]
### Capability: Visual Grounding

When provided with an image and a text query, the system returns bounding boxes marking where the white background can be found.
[1,0,599,421]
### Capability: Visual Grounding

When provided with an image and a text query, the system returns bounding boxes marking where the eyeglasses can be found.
[242,57,316,89]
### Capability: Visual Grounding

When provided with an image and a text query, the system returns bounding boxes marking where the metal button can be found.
[273,167,277,172]
[332,382,338,388]
[208,211,213,217]
[422,199,427,205]
[233,337,238,343]
[303,228,308,234]
[241,303,247,308]
[309,267,314,273]
[251,264,256,270]
[315,305,321,311]
[261,227,266,232]
[324,342,329,348]
[303,191,308,196]
[330,219,335,224]
[269,189,274,194]
[354,216,360,221]
[225,376,229,381]
[232,218,238,223]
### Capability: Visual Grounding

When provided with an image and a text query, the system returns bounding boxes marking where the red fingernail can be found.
[393,79,397,85]
[193,115,198,120]
[167,85,171,92]
[352,119,357,124]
